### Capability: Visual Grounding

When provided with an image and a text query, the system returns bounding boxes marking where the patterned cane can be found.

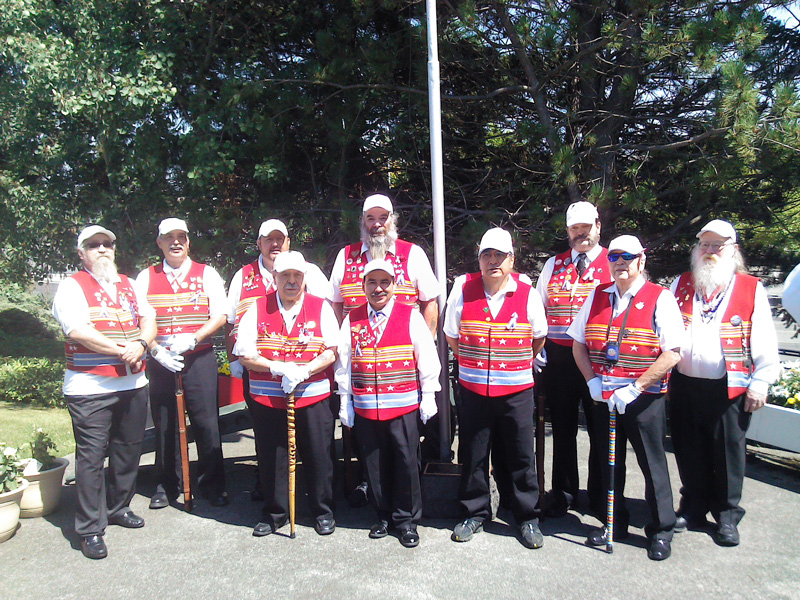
[287,391,297,539]
[606,407,617,553]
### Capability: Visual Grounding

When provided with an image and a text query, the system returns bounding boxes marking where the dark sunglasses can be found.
[84,240,116,250]
[607,252,640,263]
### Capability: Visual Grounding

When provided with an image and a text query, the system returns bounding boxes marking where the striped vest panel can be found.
[339,239,419,317]
[545,249,612,346]
[350,303,420,420]
[231,260,271,342]
[674,272,758,399]
[147,261,212,353]
[458,275,535,397]
[249,292,331,409]
[584,281,668,398]
[64,271,144,376]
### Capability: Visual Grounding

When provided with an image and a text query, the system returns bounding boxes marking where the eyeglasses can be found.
[84,241,116,250]
[607,252,640,263]
[698,241,732,253]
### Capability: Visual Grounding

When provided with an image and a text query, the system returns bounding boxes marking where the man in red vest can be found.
[444,227,548,550]
[53,225,157,559]
[335,259,441,547]
[535,201,611,518]
[569,235,685,560]
[236,251,339,537]
[669,220,779,546]
[136,218,229,509]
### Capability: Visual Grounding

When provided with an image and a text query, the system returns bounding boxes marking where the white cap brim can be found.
[158,218,189,236]
[77,225,116,248]
[258,219,289,239]
[362,194,393,214]
[273,250,307,274]
[608,234,644,255]
[362,259,396,279]
[478,228,514,255]
[697,219,736,242]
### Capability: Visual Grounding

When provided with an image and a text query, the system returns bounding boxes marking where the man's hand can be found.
[281,362,311,394]
[338,394,355,428]
[419,393,438,424]
[587,377,604,402]
[228,359,244,379]
[167,333,197,355]
[118,341,146,366]
[744,388,767,412]
[610,383,641,415]
[151,344,185,373]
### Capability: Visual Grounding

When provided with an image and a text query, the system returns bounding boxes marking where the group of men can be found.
[53,195,779,562]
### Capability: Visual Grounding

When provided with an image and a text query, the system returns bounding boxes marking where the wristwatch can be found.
[136,338,148,351]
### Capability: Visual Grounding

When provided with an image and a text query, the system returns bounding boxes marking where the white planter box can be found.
[746,404,800,453]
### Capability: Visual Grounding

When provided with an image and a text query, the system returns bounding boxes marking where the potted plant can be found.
[19,428,69,518]
[747,362,800,453]
[0,443,29,542]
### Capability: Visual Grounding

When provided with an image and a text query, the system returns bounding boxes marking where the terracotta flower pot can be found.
[0,479,29,542]
[19,457,69,518]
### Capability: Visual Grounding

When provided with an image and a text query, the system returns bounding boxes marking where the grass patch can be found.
[0,401,75,457]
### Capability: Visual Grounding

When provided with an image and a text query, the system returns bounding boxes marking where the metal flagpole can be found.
[426,0,451,462]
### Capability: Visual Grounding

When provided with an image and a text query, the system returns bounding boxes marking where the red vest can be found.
[545,249,611,346]
[147,261,212,353]
[349,302,420,420]
[339,239,419,316]
[584,281,668,398]
[248,292,331,409]
[64,271,144,376]
[457,274,535,397]
[674,272,758,399]
[230,260,272,342]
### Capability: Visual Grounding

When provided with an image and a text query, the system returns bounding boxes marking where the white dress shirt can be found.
[234,294,339,359]
[334,298,442,396]
[669,276,780,396]
[53,270,155,395]
[443,273,547,340]
[328,240,439,303]
[567,276,686,352]
[227,255,332,324]
[535,244,604,307]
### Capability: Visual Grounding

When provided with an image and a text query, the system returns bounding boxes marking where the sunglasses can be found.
[607,252,640,263]
[84,240,116,250]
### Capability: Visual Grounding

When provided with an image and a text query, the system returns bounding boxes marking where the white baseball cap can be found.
[272,250,307,274]
[697,219,736,242]
[77,225,116,248]
[258,219,289,239]
[362,194,393,214]
[566,201,599,227]
[608,235,644,255]
[158,218,189,236]
[362,259,396,279]
[478,228,514,255]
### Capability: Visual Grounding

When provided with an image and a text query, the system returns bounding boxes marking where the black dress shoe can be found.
[519,520,544,549]
[253,517,287,537]
[81,535,108,560]
[315,518,336,536]
[149,491,170,509]
[399,528,420,548]
[714,523,740,547]
[647,538,672,561]
[674,513,708,533]
[369,521,389,539]
[209,491,229,507]
[585,524,629,547]
[348,482,369,508]
[452,518,484,542]
[108,511,145,528]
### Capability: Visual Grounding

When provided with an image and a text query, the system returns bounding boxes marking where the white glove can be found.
[611,383,641,415]
[534,348,547,374]
[587,377,604,402]
[281,363,311,394]
[269,361,287,378]
[229,359,244,379]
[419,393,438,424]
[151,344,184,373]
[167,333,197,355]
[338,394,355,428]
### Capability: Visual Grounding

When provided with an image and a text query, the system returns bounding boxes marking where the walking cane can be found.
[534,370,546,498]
[605,407,617,553]
[287,390,297,539]
[175,373,193,512]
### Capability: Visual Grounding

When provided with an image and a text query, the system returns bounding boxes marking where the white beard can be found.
[92,260,119,283]
[362,226,398,260]
[691,251,736,297]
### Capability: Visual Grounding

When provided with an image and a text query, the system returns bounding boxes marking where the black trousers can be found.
[592,392,675,540]
[148,347,226,497]
[669,370,750,526]
[544,340,603,512]
[458,385,540,524]
[66,385,149,536]
[250,397,335,525]
[355,411,422,530]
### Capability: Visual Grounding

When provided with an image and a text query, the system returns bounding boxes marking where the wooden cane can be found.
[535,375,546,498]
[287,390,297,539]
[175,373,193,512]
[605,407,617,553]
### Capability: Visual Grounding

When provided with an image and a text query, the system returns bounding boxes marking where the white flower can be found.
[3,447,17,457]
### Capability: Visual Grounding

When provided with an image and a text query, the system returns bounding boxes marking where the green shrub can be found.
[0,357,65,408]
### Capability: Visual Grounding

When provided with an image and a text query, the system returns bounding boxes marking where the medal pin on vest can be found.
[730,314,753,372]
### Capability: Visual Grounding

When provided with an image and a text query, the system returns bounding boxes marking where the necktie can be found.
[576,253,587,277]
[372,311,387,338]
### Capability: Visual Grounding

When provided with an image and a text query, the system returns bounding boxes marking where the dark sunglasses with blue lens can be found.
[607,252,640,263]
